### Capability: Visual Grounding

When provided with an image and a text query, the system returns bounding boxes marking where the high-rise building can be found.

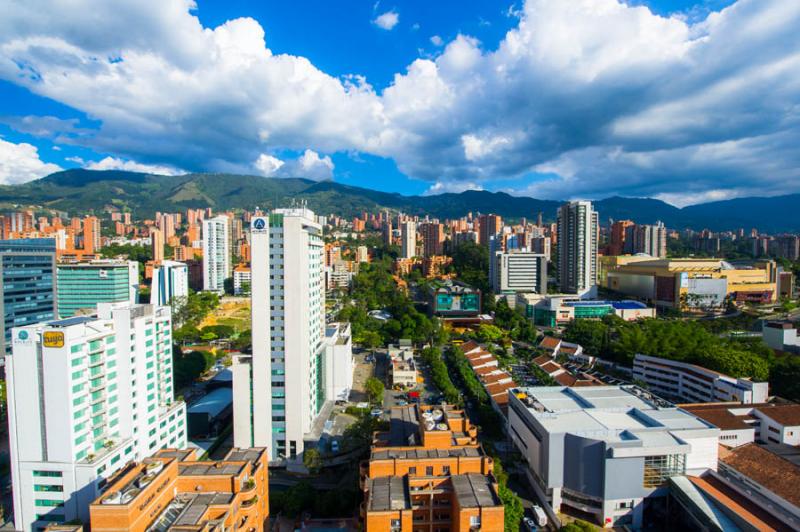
[609,220,634,256]
[0,238,57,356]
[626,222,667,258]
[400,221,416,259]
[150,260,189,306]
[57,260,139,317]
[202,216,231,293]
[557,201,599,296]
[233,208,326,460]
[355,245,370,263]
[82,216,101,255]
[492,251,548,294]
[151,228,164,263]
[419,222,444,257]
[7,303,186,530]
[478,214,503,247]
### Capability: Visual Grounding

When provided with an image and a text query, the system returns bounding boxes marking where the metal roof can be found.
[451,474,500,508]
[187,388,232,418]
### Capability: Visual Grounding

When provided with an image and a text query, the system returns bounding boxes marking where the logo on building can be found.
[17,330,28,341]
[43,331,65,348]
[252,217,268,233]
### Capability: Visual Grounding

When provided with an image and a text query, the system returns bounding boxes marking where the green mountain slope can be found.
[0,169,796,232]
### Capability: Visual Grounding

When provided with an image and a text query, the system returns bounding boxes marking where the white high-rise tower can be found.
[557,201,599,296]
[232,208,326,460]
[202,215,231,293]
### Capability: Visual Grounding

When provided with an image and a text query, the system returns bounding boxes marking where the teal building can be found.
[56,260,139,317]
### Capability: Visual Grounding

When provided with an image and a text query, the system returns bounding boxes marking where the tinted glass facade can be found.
[0,238,56,355]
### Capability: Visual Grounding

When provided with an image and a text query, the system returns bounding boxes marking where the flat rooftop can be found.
[451,474,501,508]
[516,386,714,446]
[372,446,482,461]
[367,476,410,512]
[388,406,420,446]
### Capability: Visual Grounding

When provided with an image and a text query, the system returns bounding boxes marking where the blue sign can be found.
[253,218,266,230]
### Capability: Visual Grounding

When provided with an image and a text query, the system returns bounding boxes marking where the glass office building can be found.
[0,238,57,356]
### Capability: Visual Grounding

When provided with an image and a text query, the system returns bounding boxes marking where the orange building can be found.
[477,214,502,247]
[420,222,445,257]
[151,228,164,263]
[609,220,634,256]
[83,216,101,254]
[361,404,504,531]
[422,255,453,279]
[90,447,268,532]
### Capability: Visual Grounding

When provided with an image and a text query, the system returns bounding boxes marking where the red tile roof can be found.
[720,443,800,508]
[539,336,561,350]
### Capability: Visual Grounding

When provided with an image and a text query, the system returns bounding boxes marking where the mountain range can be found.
[0,169,797,233]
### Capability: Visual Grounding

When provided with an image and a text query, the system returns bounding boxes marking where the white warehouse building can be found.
[7,303,186,530]
[508,386,719,529]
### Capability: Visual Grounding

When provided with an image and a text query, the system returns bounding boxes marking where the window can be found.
[768,426,780,434]
[34,485,63,492]
[442,465,450,475]
[469,516,481,527]
[33,471,62,478]
[643,454,685,488]
[426,466,433,476]
[408,467,416,475]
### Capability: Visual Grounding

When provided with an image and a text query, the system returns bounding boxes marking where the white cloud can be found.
[65,155,85,164]
[0,0,799,201]
[373,10,399,30]
[424,181,484,195]
[430,35,443,47]
[253,149,333,181]
[86,156,184,175]
[0,138,62,184]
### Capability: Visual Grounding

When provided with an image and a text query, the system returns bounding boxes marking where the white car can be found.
[370,408,383,417]
[522,517,537,532]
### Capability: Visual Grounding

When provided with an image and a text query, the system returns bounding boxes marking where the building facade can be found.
[400,221,416,259]
[492,250,547,294]
[57,260,139,318]
[89,448,268,532]
[7,303,186,530]
[508,386,719,528]
[150,260,189,306]
[632,354,769,404]
[202,216,231,293]
[233,209,326,460]
[419,222,445,257]
[0,238,57,357]
[361,404,504,531]
[557,201,599,296]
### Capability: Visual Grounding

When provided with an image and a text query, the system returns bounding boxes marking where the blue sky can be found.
[1,0,797,206]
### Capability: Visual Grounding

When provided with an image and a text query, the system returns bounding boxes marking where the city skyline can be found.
[2,0,799,206]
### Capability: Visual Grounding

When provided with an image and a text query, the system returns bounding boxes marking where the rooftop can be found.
[451,474,501,508]
[720,443,800,508]
[515,386,714,447]
[187,387,232,418]
[367,476,410,512]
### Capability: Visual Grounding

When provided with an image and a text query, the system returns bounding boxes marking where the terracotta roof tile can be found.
[720,443,800,508]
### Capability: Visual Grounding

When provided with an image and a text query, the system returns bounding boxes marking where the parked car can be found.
[397,400,408,406]
[531,505,548,527]
[330,440,339,453]
[370,408,383,417]
[522,516,537,532]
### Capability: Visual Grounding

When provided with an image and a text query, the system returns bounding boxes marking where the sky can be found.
[0,0,798,206]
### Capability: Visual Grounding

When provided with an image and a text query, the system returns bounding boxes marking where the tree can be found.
[302,448,322,473]
[365,377,384,404]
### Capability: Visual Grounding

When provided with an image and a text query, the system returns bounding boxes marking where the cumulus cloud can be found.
[0,0,798,201]
[430,35,444,47]
[253,149,334,181]
[86,156,184,175]
[373,10,400,30]
[424,181,484,195]
[0,138,62,184]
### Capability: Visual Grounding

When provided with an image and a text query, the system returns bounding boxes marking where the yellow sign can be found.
[43,331,65,348]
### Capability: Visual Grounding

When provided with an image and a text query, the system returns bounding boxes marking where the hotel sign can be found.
[43,331,65,348]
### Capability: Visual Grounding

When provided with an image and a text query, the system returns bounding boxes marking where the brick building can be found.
[361,404,504,531]
[90,448,268,532]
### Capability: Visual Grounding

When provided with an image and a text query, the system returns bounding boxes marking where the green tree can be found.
[303,448,322,473]
[365,376,384,404]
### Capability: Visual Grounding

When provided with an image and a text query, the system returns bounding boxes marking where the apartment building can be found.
[233,209,326,460]
[232,264,252,296]
[89,448,268,532]
[557,201,599,296]
[492,250,548,294]
[56,260,139,317]
[400,221,417,259]
[632,354,769,404]
[150,260,189,306]
[7,303,186,530]
[202,216,231,293]
[0,238,57,357]
[361,404,504,531]
[419,222,445,257]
